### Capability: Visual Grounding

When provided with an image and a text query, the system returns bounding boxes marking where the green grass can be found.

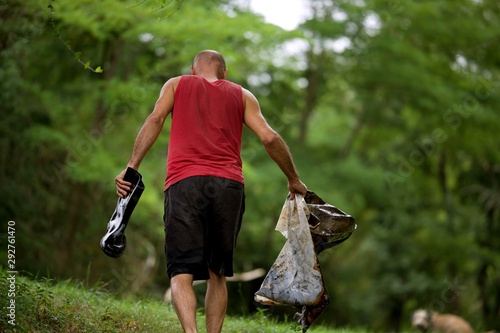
[0,270,367,333]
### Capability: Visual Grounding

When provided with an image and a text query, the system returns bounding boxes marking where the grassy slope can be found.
[0,271,365,333]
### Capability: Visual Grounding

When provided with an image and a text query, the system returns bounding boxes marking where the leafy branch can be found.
[151,0,184,14]
[127,0,185,17]
[47,0,103,73]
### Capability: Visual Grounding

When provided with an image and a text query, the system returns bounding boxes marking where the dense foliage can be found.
[1,0,499,331]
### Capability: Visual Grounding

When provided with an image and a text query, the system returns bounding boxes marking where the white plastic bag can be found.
[254,194,324,306]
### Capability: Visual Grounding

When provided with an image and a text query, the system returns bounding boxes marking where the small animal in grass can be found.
[411,309,474,333]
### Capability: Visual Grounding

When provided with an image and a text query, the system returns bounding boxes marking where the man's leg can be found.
[170,273,198,333]
[205,269,227,333]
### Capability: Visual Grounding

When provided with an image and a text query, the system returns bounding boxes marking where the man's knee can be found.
[171,273,194,288]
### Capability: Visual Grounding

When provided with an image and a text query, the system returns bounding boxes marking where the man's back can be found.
[165,75,245,189]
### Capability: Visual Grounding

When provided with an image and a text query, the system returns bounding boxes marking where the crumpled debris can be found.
[254,191,356,332]
[305,191,356,255]
[100,167,145,258]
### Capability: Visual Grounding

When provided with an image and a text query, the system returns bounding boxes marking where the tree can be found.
[297,0,500,330]
[0,0,299,293]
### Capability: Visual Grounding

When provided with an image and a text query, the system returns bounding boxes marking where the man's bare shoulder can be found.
[159,76,183,95]
[166,76,183,87]
[241,87,259,105]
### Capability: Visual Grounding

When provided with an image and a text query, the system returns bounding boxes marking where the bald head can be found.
[191,50,227,80]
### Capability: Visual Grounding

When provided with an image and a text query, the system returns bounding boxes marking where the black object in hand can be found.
[100,167,145,258]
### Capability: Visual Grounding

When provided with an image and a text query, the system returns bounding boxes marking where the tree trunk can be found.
[299,49,326,142]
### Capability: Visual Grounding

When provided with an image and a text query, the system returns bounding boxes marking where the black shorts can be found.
[164,176,245,281]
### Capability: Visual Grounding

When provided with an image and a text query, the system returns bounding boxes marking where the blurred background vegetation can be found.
[1,0,499,331]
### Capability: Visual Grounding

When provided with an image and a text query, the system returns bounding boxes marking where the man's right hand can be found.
[114,169,132,198]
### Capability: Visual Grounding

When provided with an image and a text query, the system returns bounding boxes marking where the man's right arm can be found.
[115,77,179,197]
[242,88,307,198]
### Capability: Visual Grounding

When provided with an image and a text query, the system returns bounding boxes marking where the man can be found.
[114,50,307,333]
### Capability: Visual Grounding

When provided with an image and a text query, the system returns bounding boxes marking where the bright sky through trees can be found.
[249,0,308,30]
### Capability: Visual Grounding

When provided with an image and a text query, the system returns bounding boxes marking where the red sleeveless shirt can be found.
[164,75,245,190]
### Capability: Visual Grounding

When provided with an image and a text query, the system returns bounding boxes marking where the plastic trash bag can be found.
[305,191,356,254]
[255,191,356,332]
[254,194,324,306]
